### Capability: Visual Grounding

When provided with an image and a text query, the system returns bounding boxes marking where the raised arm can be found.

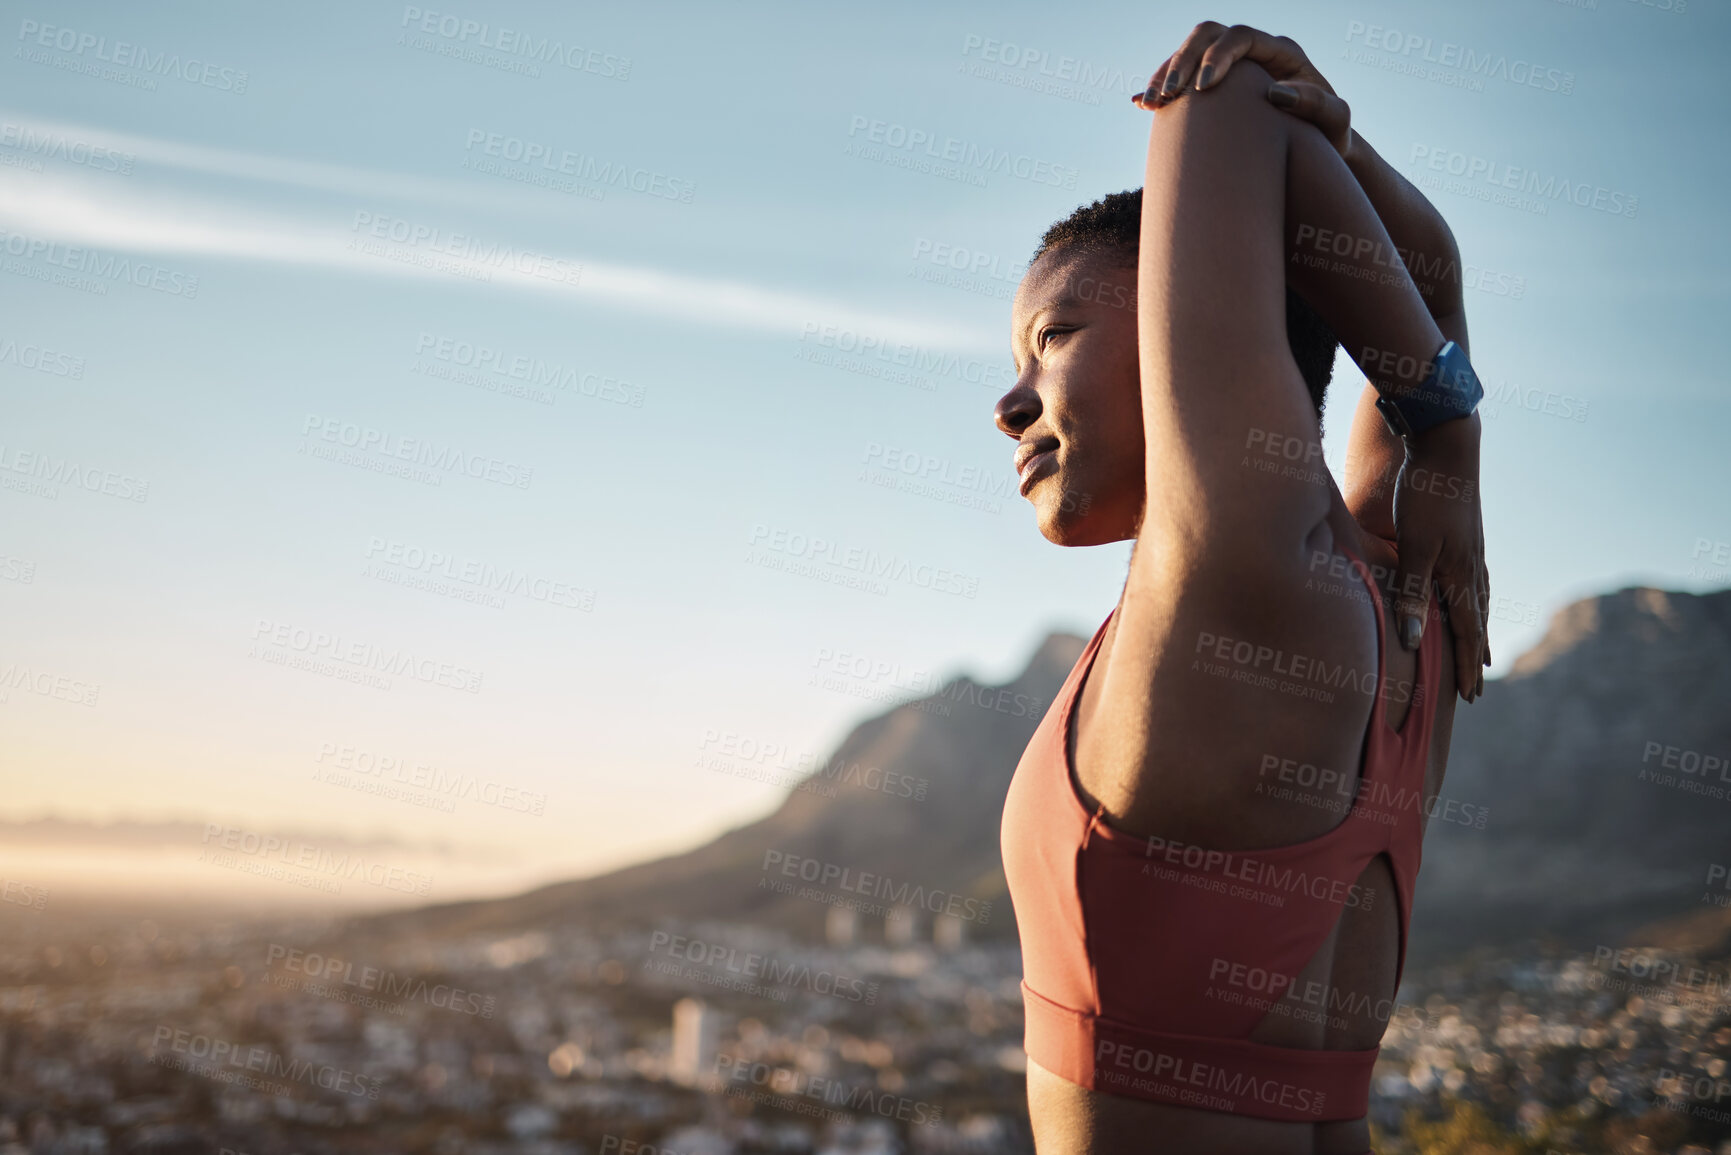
[1139,23,1488,695]
[1141,22,1467,337]
[1055,58,1461,836]
[1328,122,1487,689]
[1130,63,1447,561]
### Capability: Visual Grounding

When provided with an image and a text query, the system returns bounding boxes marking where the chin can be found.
[1030,476,1135,546]
[1031,491,1104,546]
[1038,521,1089,547]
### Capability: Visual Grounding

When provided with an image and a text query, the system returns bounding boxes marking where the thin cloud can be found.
[0,116,1004,354]
[0,109,516,208]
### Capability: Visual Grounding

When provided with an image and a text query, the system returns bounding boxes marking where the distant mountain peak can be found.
[1508,585,1731,679]
[1021,626,1093,683]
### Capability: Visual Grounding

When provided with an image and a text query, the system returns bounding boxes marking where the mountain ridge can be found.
[357,585,1731,963]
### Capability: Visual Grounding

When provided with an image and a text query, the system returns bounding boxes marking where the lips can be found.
[1014,439,1059,496]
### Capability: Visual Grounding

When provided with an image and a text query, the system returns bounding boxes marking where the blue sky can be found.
[2,0,1726,902]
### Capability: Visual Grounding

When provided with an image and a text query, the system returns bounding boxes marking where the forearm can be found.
[1334,136,1474,540]
[1341,130,1467,344]
[1280,131,1447,415]
[1344,371,1487,544]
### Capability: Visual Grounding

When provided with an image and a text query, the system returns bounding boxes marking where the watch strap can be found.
[1375,340,1483,439]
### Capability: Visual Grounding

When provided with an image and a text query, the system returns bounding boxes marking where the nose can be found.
[994,378,1040,438]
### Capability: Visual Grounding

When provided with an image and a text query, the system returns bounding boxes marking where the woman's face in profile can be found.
[998,245,1147,547]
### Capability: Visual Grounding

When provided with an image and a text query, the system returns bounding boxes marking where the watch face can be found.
[1439,348,1484,408]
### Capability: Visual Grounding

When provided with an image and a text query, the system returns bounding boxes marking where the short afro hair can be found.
[1032,189,1337,421]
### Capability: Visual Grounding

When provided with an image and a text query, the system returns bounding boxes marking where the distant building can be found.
[504,1103,558,1139]
[669,997,719,1088]
[818,1117,898,1154]
[826,905,857,946]
[934,913,965,951]
[659,1125,736,1155]
[885,907,916,946]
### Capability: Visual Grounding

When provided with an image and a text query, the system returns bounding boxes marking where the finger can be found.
[1135,58,1174,107]
[1391,534,1442,652]
[1161,21,1227,99]
[1477,557,1491,668]
[1479,516,1492,667]
[1466,525,1487,680]
[1454,554,1486,695]
[1439,556,1484,700]
[1264,81,1351,149]
[1194,24,1258,90]
[1470,559,1486,692]
[1196,25,1299,89]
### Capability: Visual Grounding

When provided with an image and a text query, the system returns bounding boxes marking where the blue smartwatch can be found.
[1374,340,1484,439]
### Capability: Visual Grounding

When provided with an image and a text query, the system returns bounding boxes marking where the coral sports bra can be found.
[1000,548,1443,1123]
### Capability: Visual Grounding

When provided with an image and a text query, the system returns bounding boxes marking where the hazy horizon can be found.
[5,576,1724,916]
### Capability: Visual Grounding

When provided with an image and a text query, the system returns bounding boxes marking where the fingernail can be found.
[1268,82,1298,109]
[1161,72,1180,96]
[1399,615,1422,651]
[1138,86,1158,106]
[1196,65,1214,89]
